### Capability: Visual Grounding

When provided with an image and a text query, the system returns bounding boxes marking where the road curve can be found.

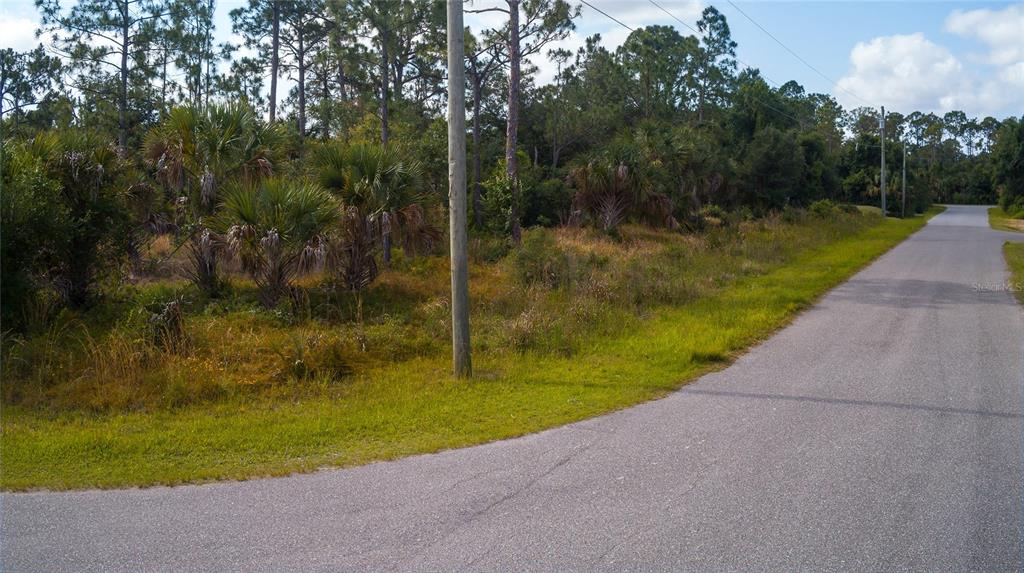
[3,205,1022,572]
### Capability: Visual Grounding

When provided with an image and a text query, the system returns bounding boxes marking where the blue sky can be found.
[2,0,1022,118]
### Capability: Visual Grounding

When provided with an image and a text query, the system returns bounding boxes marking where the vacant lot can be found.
[1,208,939,491]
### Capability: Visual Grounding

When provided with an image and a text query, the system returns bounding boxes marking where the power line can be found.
[723,0,872,106]
[648,0,700,35]
[647,0,782,88]
[583,0,806,128]
[579,0,634,32]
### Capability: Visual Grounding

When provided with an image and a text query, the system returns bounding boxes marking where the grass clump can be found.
[1004,242,1024,304]
[989,206,1024,232]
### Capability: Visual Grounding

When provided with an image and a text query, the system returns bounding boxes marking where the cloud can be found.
[0,15,44,52]
[945,3,1024,66]
[836,33,964,111]
[836,28,1023,118]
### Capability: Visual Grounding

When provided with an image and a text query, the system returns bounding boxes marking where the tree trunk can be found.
[697,55,708,123]
[506,0,521,243]
[321,70,331,139]
[269,0,280,122]
[160,46,168,117]
[204,51,211,108]
[297,32,306,138]
[380,37,390,144]
[118,0,129,150]
[472,77,483,229]
[392,60,403,101]
[334,35,347,101]
[381,212,392,265]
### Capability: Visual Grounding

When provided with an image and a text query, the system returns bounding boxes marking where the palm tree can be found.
[314,142,438,266]
[569,139,678,234]
[143,102,288,295]
[219,178,337,307]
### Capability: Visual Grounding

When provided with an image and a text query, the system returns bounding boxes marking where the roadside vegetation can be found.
[990,207,1024,233]
[1004,243,1024,305]
[3,0,1019,491]
[1,207,940,490]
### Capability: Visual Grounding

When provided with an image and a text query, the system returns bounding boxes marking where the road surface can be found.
[3,205,1022,572]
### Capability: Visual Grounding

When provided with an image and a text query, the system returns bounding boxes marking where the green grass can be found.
[0,208,942,491]
[1004,242,1024,304]
[989,207,1024,232]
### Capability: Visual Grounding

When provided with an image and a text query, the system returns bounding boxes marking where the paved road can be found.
[3,205,1023,572]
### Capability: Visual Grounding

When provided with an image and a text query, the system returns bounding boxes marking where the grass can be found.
[1004,242,1024,304]
[989,206,1024,232]
[0,207,942,491]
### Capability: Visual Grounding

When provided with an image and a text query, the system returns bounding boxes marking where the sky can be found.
[2,0,1022,119]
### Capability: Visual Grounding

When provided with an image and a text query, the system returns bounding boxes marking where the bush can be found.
[808,199,838,218]
[1,131,134,322]
[734,206,755,222]
[481,172,518,235]
[1,138,65,329]
[781,205,805,223]
[1004,196,1024,219]
[699,204,728,226]
[523,177,572,227]
[511,230,579,289]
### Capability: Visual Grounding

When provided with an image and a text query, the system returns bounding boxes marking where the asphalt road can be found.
[3,205,1023,572]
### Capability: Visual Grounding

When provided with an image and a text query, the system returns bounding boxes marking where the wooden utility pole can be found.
[506,0,522,244]
[902,140,907,218]
[880,106,886,216]
[447,0,471,377]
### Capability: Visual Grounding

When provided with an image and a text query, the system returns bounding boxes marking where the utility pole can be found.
[447,0,471,377]
[880,106,886,216]
[901,140,907,218]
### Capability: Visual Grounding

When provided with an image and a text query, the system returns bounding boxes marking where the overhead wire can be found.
[722,0,873,106]
[579,0,635,32]
[638,0,806,126]
[647,0,782,88]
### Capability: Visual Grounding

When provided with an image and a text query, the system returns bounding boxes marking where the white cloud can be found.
[836,33,964,111]
[0,15,44,52]
[836,29,1023,117]
[1003,61,1024,89]
[945,3,1024,66]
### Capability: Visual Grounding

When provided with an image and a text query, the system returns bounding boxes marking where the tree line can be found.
[2,0,1023,327]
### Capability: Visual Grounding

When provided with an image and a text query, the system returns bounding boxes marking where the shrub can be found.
[1,131,135,316]
[699,204,728,227]
[568,141,677,234]
[808,199,838,218]
[511,230,579,289]
[481,172,518,235]
[524,177,572,228]
[780,205,805,224]
[1,138,65,329]
[148,298,188,352]
[145,103,288,296]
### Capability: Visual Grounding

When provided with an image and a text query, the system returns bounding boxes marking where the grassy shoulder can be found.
[1004,242,1024,304]
[989,207,1024,232]
[1,207,942,491]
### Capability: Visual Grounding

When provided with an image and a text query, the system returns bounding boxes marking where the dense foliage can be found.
[1,0,1020,330]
